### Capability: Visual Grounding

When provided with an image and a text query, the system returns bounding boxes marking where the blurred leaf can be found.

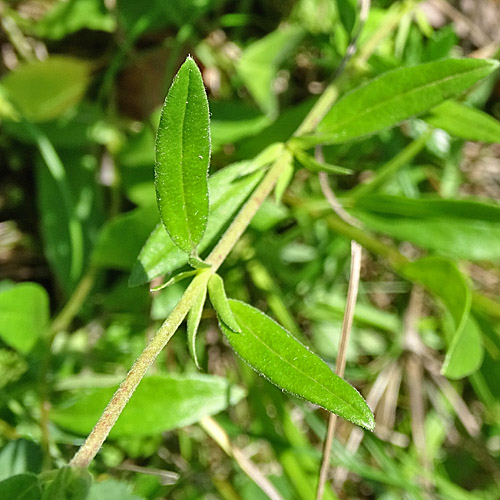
[208,274,241,333]
[442,316,483,379]
[210,100,271,152]
[130,163,266,286]
[36,151,103,294]
[0,57,92,122]
[87,479,144,500]
[221,300,374,430]
[336,0,357,35]
[41,467,92,500]
[294,150,352,175]
[51,374,246,437]
[0,283,49,353]
[300,58,499,145]
[92,206,158,270]
[425,100,500,143]
[35,0,115,40]
[0,440,43,481]
[0,474,41,500]
[117,0,218,33]
[155,57,210,256]
[353,194,500,261]
[237,25,304,116]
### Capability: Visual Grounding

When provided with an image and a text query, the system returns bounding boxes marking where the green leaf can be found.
[300,58,499,145]
[237,25,304,116]
[220,300,374,430]
[294,150,353,175]
[208,274,241,333]
[155,56,210,255]
[41,467,92,500]
[35,0,115,40]
[150,270,197,292]
[187,285,208,369]
[0,474,41,500]
[130,162,266,286]
[425,100,500,143]
[442,316,483,379]
[87,480,146,500]
[402,257,471,338]
[0,439,43,481]
[336,0,358,35]
[51,374,245,437]
[0,56,92,122]
[92,206,158,270]
[353,194,500,261]
[0,283,49,353]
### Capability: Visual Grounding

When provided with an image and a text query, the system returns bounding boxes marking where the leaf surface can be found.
[0,283,49,354]
[301,58,499,145]
[221,300,374,430]
[0,56,92,122]
[353,194,500,261]
[425,100,500,143]
[155,56,210,255]
[0,474,41,500]
[51,374,245,437]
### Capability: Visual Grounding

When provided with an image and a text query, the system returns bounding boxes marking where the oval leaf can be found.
[208,274,241,333]
[187,285,208,369]
[155,56,210,255]
[221,300,374,430]
[51,374,245,437]
[301,58,499,145]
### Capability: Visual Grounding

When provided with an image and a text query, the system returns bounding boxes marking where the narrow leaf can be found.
[425,100,500,143]
[221,300,374,430]
[187,285,208,369]
[150,270,197,292]
[300,58,499,145]
[295,150,353,175]
[208,274,241,333]
[155,56,210,255]
[353,194,500,261]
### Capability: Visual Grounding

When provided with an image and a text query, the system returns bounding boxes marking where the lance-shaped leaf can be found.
[220,300,374,430]
[297,58,499,146]
[208,274,241,333]
[187,284,208,369]
[155,56,210,255]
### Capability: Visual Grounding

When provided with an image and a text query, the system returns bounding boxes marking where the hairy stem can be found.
[70,271,210,468]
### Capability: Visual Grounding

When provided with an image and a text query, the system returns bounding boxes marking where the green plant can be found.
[2,1,500,499]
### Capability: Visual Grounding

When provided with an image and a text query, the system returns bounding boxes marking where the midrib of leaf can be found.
[239,312,366,420]
[319,65,488,137]
[178,68,193,248]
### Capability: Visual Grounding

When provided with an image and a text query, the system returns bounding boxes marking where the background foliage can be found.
[1,0,500,498]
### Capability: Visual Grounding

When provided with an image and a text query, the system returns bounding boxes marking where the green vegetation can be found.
[1,1,500,499]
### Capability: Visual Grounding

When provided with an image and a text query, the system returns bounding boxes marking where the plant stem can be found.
[315,241,363,500]
[205,150,292,270]
[70,271,210,468]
